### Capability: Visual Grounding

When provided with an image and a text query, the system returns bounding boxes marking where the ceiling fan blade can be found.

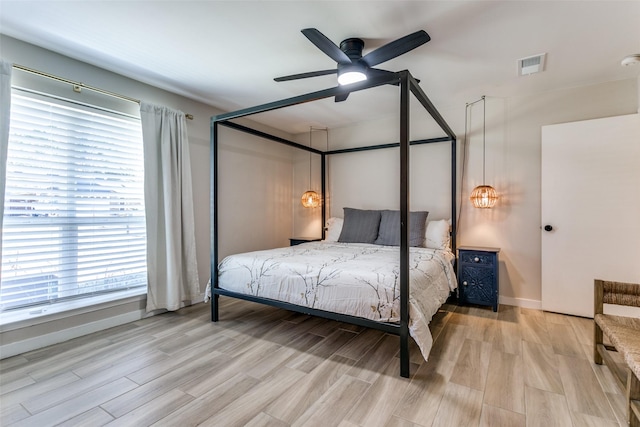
[302,28,352,64]
[274,69,337,82]
[362,30,431,67]
[335,92,350,102]
[367,68,398,80]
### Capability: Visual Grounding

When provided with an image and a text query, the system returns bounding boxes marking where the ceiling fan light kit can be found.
[337,67,367,85]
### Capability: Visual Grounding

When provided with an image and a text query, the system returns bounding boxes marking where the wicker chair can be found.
[594,279,640,427]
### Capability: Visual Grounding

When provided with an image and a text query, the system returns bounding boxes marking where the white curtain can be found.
[0,60,12,260]
[140,102,199,312]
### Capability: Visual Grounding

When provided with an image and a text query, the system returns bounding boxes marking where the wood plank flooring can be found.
[0,299,629,426]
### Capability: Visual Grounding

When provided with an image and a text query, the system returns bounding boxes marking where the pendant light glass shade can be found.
[470,185,498,208]
[301,190,321,208]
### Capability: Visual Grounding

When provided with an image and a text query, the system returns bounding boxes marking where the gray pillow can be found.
[337,208,382,244]
[374,210,429,247]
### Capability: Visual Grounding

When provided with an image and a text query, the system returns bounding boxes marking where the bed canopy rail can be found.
[210,70,457,377]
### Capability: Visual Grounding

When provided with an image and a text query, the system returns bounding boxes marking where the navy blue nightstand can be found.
[457,246,500,312]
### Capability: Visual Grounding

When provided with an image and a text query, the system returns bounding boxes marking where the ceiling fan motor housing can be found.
[339,38,365,61]
[338,38,368,82]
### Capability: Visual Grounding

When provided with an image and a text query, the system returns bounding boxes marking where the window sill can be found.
[0,288,147,331]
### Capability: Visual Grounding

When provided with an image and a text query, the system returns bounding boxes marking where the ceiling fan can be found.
[274,28,431,102]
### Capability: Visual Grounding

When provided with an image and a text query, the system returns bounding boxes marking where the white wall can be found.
[0,35,296,356]
[289,118,455,238]
[326,140,454,221]
[217,126,295,258]
[492,80,637,305]
[301,78,638,308]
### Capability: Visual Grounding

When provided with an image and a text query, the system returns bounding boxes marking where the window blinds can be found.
[1,93,147,311]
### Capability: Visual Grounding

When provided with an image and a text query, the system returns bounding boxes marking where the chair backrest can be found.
[595,279,640,310]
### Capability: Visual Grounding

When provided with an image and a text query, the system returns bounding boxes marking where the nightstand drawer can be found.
[459,252,495,266]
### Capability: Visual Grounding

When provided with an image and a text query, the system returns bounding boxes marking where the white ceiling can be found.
[1,1,639,134]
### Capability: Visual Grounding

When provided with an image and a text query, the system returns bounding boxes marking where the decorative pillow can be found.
[324,217,344,242]
[425,219,451,250]
[374,210,429,247]
[337,208,382,244]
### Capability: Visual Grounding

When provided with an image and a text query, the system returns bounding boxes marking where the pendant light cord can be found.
[458,95,487,230]
[308,126,312,189]
[482,95,486,185]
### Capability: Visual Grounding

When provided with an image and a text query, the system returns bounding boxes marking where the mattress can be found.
[212,241,457,361]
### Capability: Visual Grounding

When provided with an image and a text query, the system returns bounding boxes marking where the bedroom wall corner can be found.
[217,125,297,258]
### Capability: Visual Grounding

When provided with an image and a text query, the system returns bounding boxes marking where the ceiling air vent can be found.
[518,53,546,76]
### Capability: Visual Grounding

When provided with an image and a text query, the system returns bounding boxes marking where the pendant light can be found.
[301,190,320,208]
[301,126,320,208]
[467,96,498,208]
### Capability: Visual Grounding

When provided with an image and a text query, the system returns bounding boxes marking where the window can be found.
[1,92,147,313]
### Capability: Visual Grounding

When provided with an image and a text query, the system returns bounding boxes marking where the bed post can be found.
[210,119,219,322]
[451,137,457,255]
[399,71,411,378]
[321,151,326,240]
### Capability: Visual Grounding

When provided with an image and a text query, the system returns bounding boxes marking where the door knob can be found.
[544,225,553,232]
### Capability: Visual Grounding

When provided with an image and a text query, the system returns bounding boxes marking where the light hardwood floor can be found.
[0,299,629,427]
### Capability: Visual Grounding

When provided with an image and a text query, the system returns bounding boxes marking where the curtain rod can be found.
[12,64,193,120]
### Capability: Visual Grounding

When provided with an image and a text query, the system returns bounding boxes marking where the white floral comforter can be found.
[213,241,457,361]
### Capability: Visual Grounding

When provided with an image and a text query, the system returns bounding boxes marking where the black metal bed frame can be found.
[210,70,457,377]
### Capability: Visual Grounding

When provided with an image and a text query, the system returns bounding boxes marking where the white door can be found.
[541,114,640,318]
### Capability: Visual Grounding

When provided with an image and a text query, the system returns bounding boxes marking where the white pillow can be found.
[425,219,451,250]
[324,217,344,242]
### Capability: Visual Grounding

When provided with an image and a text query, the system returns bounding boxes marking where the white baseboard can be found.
[0,309,146,359]
[499,295,542,310]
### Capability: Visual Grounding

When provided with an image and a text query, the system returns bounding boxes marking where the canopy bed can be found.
[210,70,457,377]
